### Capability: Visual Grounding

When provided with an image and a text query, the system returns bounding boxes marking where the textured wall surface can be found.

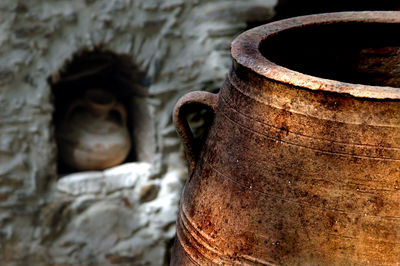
[0,0,276,264]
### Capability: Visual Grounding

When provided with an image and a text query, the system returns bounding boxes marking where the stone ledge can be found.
[57,162,152,196]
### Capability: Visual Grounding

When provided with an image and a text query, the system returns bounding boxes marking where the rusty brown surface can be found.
[172,11,400,265]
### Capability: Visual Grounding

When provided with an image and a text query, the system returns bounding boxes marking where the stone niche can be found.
[46,50,181,265]
[0,0,276,265]
[50,50,154,173]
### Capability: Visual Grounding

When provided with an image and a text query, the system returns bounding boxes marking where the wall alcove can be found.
[49,50,153,175]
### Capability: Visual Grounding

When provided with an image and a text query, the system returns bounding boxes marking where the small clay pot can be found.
[57,89,131,171]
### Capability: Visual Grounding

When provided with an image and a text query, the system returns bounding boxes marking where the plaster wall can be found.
[0,0,276,264]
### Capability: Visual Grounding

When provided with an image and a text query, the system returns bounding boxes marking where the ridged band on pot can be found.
[172,11,400,265]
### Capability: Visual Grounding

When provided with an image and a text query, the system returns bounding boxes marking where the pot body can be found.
[172,12,400,265]
[57,90,131,171]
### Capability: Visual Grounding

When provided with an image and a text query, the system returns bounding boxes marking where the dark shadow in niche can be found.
[49,50,151,175]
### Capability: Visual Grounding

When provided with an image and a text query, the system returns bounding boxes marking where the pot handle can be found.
[173,91,218,177]
[65,99,86,121]
[111,103,128,126]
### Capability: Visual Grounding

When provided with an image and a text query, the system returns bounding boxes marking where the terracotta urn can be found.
[171,12,400,265]
[57,89,131,171]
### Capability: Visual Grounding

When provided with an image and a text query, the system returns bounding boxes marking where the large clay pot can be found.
[171,12,400,265]
[57,89,131,171]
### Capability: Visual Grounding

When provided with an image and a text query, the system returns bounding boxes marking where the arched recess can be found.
[49,49,154,174]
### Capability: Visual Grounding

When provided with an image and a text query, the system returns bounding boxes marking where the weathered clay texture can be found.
[0,0,276,265]
[172,11,400,265]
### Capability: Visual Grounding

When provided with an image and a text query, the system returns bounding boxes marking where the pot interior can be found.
[260,22,400,87]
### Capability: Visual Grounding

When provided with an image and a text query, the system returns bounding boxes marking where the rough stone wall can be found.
[0,0,276,265]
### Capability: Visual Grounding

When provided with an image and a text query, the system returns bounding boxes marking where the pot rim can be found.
[231,11,400,100]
